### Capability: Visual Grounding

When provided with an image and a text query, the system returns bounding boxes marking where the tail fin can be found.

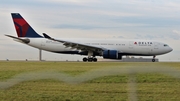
[11,13,42,38]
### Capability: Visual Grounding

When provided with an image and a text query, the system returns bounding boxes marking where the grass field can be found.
[0,61,180,101]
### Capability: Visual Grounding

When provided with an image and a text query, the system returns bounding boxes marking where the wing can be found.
[43,33,105,52]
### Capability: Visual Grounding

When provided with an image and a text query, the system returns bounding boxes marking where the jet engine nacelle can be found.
[103,50,122,59]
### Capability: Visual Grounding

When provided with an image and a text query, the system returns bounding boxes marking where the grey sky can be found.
[0,0,180,61]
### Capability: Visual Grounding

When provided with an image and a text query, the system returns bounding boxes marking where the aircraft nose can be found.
[168,47,173,52]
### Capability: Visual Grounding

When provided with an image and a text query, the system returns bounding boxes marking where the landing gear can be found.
[152,56,156,62]
[82,51,98,62]
[152,59,155,62]
[88,58,93,62]
[83,57,97,62]
[93,58,97,62]
[83,57,88,62]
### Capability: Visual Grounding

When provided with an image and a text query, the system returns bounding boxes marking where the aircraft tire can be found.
[93,58,97,62]
[88,58,93,62]
[152,59,155,62]
[83,57,87,62]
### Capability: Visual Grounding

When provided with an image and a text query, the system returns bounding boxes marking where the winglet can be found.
[5,34,30,43]
[42,33,65,43]
[43,33,51,39]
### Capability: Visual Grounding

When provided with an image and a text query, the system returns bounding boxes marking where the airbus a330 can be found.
[6,13,173,62]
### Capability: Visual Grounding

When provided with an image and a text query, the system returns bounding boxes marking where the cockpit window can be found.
[164,44,168,47]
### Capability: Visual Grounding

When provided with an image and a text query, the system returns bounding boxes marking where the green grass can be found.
[0,61,180,101]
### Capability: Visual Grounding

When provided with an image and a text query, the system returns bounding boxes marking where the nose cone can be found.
[168,47,173,53]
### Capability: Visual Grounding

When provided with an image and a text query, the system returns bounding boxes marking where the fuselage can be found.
[23,38,172,56]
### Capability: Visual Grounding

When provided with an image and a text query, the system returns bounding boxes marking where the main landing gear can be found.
[83,51,97,62]
[83,57,97,62]
[152,56,156,62]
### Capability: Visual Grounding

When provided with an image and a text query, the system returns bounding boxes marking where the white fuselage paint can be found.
[23,38,173,56]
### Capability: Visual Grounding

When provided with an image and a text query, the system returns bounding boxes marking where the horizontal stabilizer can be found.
[5,34,30,44]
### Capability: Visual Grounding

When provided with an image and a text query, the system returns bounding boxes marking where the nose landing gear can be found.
[152,56,156,62]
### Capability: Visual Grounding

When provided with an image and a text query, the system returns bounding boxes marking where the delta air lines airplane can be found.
[6,13,173,62]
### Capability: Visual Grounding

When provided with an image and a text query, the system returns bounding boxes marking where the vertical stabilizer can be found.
[11,13,42,38]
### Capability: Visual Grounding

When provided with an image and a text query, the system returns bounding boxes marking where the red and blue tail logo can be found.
[11,13,42,38]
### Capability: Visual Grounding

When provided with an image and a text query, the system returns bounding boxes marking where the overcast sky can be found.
[1,0,180,61]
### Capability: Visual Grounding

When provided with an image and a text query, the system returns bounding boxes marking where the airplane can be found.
[5,13,173,62]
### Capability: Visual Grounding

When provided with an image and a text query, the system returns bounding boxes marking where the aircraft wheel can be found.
[152,59,155,62]
[88,58,93,62]
[83,57,87,62]
[93,58,97,62]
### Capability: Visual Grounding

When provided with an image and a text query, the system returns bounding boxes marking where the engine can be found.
[103,50,122,59]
